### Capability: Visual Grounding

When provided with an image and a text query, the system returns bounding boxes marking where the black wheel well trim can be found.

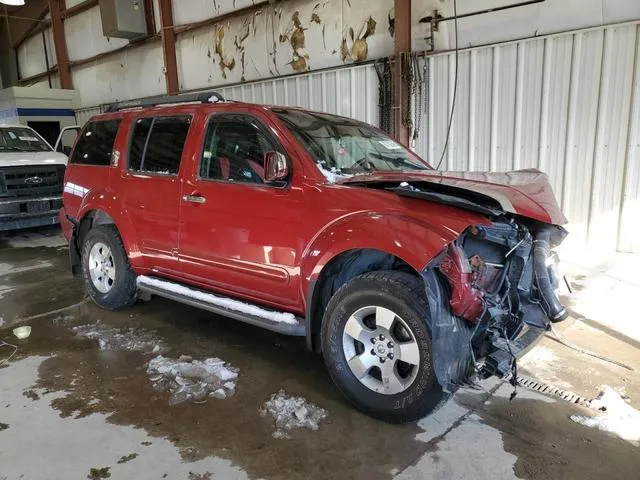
[305,248,421,353]
[69,210,117,278]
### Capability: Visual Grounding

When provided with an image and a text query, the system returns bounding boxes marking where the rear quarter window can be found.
[71,119,121,166]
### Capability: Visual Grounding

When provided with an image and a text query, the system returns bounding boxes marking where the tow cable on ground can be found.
[13,297,90,323]
[547,322,634,371]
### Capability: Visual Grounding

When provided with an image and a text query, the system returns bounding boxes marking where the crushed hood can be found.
[342,169,567,225]
[0,151,68,168]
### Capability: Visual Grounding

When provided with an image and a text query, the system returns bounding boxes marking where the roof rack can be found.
[104,90,226,112]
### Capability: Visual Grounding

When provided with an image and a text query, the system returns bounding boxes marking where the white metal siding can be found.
[217,64,379,125]
[418,21,640,259]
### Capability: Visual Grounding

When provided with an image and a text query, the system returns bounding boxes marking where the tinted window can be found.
[128,116,191,175]
[71,119,121,166]
[128,117,152,171]
[200,116,281,184]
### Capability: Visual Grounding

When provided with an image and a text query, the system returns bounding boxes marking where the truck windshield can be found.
[273,109,432,179]
[0,127,52,153]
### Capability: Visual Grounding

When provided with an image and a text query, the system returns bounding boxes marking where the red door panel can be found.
[178,110,305,310]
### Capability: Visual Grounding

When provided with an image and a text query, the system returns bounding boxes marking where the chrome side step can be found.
[136,276,306,337]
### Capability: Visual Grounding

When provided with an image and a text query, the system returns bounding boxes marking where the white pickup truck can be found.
[0,124,78,231]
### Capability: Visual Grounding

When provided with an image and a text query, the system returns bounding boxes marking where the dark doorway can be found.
[27,121,61,148]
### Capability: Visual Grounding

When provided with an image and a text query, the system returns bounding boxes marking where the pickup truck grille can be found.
[0,165,65,198]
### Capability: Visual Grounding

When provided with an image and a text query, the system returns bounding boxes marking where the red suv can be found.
[61,92,568,423]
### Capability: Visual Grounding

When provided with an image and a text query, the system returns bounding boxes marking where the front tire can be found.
[321,271,444,423]
[81,224,137,310]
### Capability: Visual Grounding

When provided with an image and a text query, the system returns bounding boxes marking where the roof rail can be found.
[104,91,226,112]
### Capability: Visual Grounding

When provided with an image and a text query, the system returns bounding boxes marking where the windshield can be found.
[0,127,52,153]
[273,109,431,179]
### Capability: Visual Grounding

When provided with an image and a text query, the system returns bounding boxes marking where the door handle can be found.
[182,194,206,204]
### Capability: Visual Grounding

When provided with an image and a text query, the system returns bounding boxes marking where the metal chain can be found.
[375,59,393,134]
[405,52,415,140]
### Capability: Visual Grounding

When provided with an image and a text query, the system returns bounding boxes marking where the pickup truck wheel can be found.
[81,225,137,310]
[321,271,443,423]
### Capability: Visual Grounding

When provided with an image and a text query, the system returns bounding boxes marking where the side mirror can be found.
[264,151,289,182]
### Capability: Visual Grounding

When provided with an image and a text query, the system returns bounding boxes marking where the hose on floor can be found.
[547,323,634,372]
[0,340,18,367]
[14,297,90,323]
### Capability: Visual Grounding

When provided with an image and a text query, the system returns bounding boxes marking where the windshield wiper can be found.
[368,152,430,170]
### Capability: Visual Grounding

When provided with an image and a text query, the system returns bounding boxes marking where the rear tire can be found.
[321,271,444,423]
[81,224,137,310]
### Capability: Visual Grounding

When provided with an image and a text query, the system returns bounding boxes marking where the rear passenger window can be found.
[71,119,121,166]
[128,116,191,175]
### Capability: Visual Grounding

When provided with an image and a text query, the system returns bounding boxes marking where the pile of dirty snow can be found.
[147,355,238,405]
[260,390,328,439]
[571,386,640,444]
[72,323,169,354]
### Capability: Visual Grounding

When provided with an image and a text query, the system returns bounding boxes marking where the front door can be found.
[120,114,194,275]
[178,111,303,309]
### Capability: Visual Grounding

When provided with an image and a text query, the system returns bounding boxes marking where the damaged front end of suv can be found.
[356,171,571,394]
[423,218,567,392]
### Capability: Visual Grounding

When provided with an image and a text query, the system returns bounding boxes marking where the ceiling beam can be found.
[8,0,49,49]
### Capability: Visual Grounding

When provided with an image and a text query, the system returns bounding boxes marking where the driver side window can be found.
[200,116,281,184]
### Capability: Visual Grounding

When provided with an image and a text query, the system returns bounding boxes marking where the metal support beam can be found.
[6,0,49,50]
[393,0,411,146]
[159,0,179,95]
[49,0,72,89]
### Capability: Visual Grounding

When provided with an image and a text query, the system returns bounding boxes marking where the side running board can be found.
[136,276,306,337]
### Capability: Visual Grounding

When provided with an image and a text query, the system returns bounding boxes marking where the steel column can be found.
[159,0,179,95]
[394,0,411,145]
[49,0,72,89]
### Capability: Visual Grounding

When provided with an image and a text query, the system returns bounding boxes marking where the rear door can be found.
[120,113,195,275]
[178,110,304,309]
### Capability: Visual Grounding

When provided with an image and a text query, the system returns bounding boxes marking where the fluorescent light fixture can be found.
[1,0,26,6]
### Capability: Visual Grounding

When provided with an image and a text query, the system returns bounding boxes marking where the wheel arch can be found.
[301,213,465,352]
[305,248,426,352]
[70,193,143,276]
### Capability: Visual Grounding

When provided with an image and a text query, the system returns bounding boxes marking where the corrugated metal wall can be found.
[71,20,640,261]
[417,21,640,259]
[218,64,380,126]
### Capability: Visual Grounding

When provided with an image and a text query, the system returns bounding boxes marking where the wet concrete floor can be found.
[1,227,639,479]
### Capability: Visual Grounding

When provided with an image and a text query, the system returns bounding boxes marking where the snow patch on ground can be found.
[147,355,238,405]
[72,323,169,354]
[571,386,640,444]
[137,276,298,325]
[260,390,328,439]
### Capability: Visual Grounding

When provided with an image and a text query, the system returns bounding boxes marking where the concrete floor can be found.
[1,227,639,480]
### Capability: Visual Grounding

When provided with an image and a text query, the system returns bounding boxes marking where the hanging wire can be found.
[435,0,460,170]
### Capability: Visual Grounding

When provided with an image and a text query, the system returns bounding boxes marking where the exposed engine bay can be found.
[423,218,568,391]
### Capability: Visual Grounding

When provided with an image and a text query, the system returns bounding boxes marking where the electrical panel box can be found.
[99,0,147,40]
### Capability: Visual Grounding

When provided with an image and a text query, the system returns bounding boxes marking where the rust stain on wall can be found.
[233,18,252,82]
[214,27,236,80]
[341,16,377,63]
[282,10,310,72]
